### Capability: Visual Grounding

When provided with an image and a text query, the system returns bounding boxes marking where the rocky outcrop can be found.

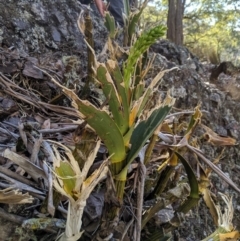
[0,0,107,55]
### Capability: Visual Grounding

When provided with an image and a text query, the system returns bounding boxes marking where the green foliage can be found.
[142,0,240,64]
[126,103,173,165]
[50,2,240,240]
[59,18,171,203]
[123,25,166,90]
[104,12,116,39]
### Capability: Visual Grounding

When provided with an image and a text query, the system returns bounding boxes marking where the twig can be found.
[0,126,19,139]
[0,144,15,147]
[38,101,79,118]
[166,110,209,119]
[41,141,56,163]
[30,134,43,165]
[0,207,25,224]
[18,123,28,149]
[2,121,78,134]
[32,193,68,215]
[42,161,55,217]
[0,73,78,118]
[135,161,146,241]
[39,126,78,134]
[120,218,134,241]
[0,172,44,195]
[0,166,38,188]
[187,145,240,193]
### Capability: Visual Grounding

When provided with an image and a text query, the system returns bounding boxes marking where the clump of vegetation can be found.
[46,1,240,240]
[1,1,240,241]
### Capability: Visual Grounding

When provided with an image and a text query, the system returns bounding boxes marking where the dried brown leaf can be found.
[42,119,51,129]
[0,187,33,204]
[2,148,46,182]
[202,124,236,146]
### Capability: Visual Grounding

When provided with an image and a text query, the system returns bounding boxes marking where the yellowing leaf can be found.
[201,188,218,226]
[219,231,240,241]
[129,102,139,126]
[160,122,173,134]
[169,153,178,166]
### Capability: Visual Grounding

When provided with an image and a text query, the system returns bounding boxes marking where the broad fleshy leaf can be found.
[96,63,127,134]
[64,89,126,163]
[126,96,174,167]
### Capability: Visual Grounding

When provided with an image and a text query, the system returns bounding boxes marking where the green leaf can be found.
[174,152,199,213]
[123,0,130,17]
[132,82,144,101]
[116,101,173,181]
[127,3,146,43]
[55,162,76,198]
[104,12,116,38]
[126,101,173,166]
[175,152,199,198]
[106,60,129,134]
[74,98,126,164]
[123,25,166,91]
[96,63,127,134]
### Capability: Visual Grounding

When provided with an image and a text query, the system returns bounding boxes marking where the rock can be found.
[0,0,107,55]
[23,57,44,79]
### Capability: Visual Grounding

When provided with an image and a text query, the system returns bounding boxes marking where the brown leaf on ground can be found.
[0,187,33,204]
[202,124,236,146]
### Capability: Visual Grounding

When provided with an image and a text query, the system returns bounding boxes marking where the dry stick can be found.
[166,110,209,119]
[0,172,44,195]
[2,148,46,182]
[42,161,55,217]
[0,125,19,139]
[0,73,77,118]
[3,129,73,216]
[29,192,68,215]
[120,218,134,241]
[39,126,78,134]
[135,161,146,241]
[0,144,15,147]
[18,123,28,148]
[30,134,43,165]
[41,140,56,163]
[41,141,58,216]
[2,121,78,135]
[0,207,26,224]
[0,166,38,188]
[1,82,44,110]
[0,181,67,216]
[187,144,240,193]
[38,101,79,118]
